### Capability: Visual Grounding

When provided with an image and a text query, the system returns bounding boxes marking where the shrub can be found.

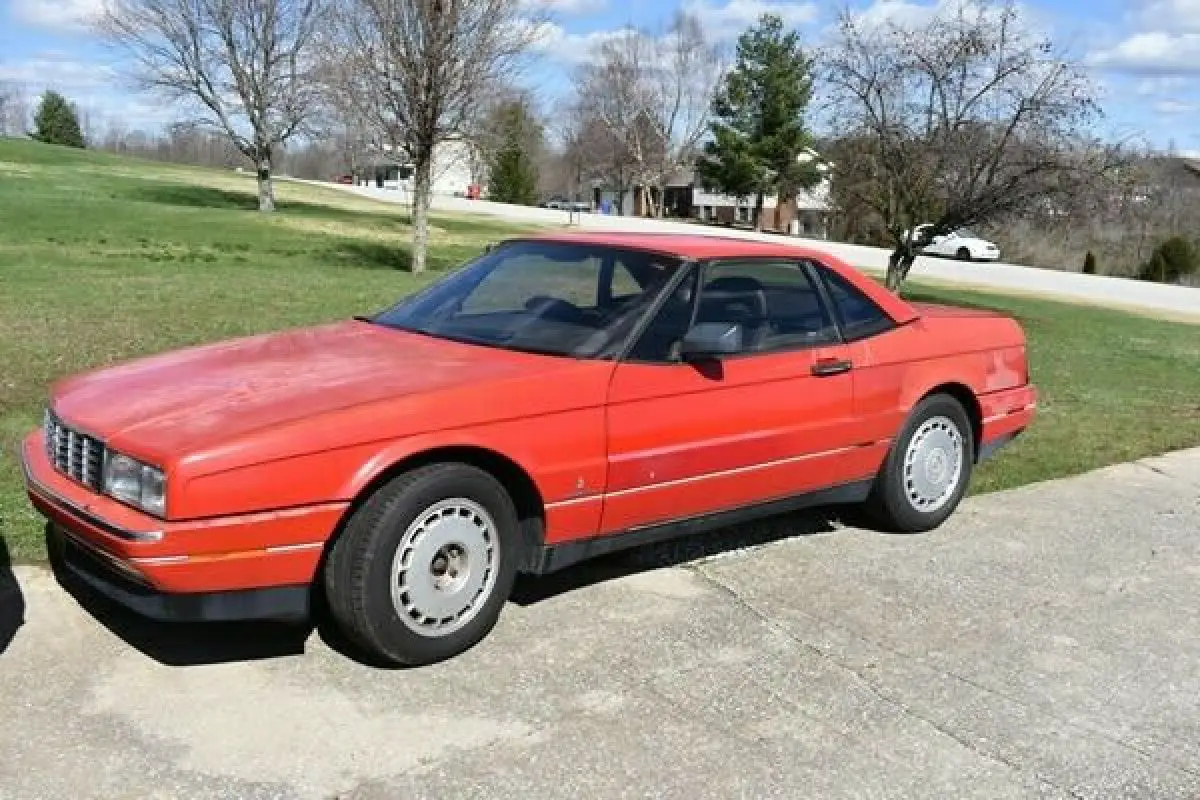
[31,91,85,149]
[1139,236,1199,283]
[1082,251,1097,274]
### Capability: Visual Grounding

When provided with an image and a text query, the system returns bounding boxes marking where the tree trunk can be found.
[754,192,764,231]
[886,243,918,292]
[655,185,665,218]
[256,156,275,212]
[411,154,433,274]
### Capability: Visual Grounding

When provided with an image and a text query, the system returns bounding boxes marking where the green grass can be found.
[2,137,1198,562]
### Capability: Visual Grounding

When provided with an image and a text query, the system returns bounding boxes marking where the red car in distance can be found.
[22,233,1036,665]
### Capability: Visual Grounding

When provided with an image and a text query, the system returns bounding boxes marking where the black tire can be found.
[866,394,975,533]
[324,463,522,666]
[956,247,972,261]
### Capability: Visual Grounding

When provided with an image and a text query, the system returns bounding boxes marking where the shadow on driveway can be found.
[510,506,848,606]
[47,506,855,669]
[0,537,25,656]
[47,524,313,668]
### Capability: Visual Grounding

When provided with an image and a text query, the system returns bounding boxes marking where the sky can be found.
[1,0,1198,154]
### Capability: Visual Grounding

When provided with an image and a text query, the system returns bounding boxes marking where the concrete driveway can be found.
[2,448,1199,799]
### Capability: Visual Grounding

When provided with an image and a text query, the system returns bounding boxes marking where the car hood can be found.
[50,320,587,460]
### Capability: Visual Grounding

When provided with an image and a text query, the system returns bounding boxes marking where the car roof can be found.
[508,231,920,325]
[515,230,828,259]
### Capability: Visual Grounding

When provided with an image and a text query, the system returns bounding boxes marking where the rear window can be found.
[819,267,895,341]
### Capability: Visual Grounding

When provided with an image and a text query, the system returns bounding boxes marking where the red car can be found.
[22,233,1036,665]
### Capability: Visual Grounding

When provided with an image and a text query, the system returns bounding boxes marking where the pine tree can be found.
[697,14,820,231]
[31,91,85,149]
[486,101,540,206]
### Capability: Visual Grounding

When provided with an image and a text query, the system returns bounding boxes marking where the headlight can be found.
[103,451,167,517]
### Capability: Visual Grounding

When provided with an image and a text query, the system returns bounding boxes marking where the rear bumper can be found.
[977,383,1038,461]
[21,430,346,621]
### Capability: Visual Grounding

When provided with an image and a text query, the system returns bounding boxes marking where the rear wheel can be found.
[956,246,972,261]
[324,463,522,666]
[867,394,975,532]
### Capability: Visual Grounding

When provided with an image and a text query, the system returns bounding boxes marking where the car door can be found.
[599,257,878,534]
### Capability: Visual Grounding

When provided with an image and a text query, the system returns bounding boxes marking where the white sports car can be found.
[910,225,1001,262]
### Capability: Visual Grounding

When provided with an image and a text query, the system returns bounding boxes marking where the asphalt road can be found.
[2,447,1199,799]
[322,183,1200,322]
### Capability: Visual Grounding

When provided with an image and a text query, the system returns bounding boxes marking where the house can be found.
[353,137,479,197]
[589,148,834,238]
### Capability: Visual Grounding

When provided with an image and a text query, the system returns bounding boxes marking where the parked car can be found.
[23,233,1036,666]
[909,224,1001,261]
[541,197,590,212]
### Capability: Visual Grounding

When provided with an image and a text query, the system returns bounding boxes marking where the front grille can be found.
[44,412,105,491]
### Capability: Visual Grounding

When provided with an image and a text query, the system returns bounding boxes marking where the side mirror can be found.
[680,322,742,361]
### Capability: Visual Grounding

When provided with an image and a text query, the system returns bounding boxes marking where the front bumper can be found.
[48,523,311,622]
[21,430,347,621]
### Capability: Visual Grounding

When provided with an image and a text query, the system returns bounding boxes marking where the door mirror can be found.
[680,322,742,361]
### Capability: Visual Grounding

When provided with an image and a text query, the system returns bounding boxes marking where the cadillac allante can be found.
[22,233,1036,665]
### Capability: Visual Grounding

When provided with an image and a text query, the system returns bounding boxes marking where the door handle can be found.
[811,358,853,377]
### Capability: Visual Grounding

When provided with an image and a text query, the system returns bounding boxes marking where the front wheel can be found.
[956,247,972,261]
[323,463,522,666]
[866,394,975,532]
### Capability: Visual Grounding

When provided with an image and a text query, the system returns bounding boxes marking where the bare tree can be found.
[573,31,661,214]
[647,13,723,215]
[571,13,721,217]
[823,0,1120,291]
[0,81,30,137]
[101,0,329,211]
[326,0,543,273]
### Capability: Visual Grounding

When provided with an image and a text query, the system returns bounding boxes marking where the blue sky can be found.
[1,0,1198,153]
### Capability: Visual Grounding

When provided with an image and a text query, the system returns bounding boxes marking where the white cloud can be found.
[1154,99,1197,114]
[840,0,1048,37]
[0,54,115,89]
[1088,0,1200,77]
[1089,32,1200,74]
[1135,0,1200,32]
[847,0,938,30]
[529,0,820,69]
[529,21,639,66]
[520,0,605,14]
[682,0,819,39]
[11,0,106,32]
[1135,75,1188,94]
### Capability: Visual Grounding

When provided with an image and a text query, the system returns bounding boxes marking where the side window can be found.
[609,261,642,300]
[694,260,839,353]
[626,268,699,362]
[819,266,896,341]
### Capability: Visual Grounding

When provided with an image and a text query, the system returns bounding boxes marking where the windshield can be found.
[371,240,685,358]
[955,228,979,238]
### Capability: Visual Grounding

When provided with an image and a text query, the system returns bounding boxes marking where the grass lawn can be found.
[2,138,1198,562]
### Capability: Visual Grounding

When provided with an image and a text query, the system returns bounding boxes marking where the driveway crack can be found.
[692,564,1093,799]
[692,559,1200,783]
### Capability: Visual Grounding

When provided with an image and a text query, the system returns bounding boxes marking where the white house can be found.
[355,138,479,197]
